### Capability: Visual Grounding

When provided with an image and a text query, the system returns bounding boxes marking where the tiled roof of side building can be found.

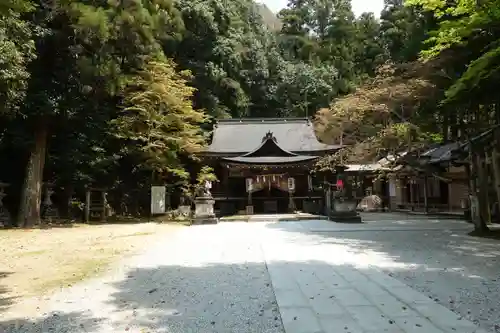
[420,142,461,164]
[206,118,341,154]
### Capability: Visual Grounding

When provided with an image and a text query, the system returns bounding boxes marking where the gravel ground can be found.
[274,213,500,333]
[0,224,283,333]
[2,213,499,333]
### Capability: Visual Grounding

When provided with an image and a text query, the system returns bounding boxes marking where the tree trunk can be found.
[469,148,482,230]
[476,153,490,232]
[490,150,500,222]
[18,121,49,227]
[423,175,429,213]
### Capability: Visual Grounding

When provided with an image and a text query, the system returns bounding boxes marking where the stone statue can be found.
[203,180,212,197]
[42,183,59,222]
[194,180,216,224]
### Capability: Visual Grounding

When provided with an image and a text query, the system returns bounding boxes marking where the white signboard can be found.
[246,178,253,192]
[151,186,166,215]
[288,177,295,191]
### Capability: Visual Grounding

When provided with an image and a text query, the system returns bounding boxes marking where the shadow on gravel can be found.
[104,262,284,333]
[0,256,495,333]
[0,260,401,333]
[0,216,498,333]
[0,311,104,333]
[0,272,16,314]
[0,261,284,333]
[468,228,500,241]
[265,219,500,332]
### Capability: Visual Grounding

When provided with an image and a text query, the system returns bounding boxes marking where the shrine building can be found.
[200,118,341,216]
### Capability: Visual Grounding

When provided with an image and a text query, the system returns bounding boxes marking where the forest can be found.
[1,0,499,228]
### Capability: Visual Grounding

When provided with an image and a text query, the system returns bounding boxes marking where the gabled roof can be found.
[223,131,318,164]
[242,131,298,157]
[206,118,341,155]
[420,142,461,164]
[343,153,406,173]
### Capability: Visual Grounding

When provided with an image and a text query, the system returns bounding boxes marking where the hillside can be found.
[255,3,282,31]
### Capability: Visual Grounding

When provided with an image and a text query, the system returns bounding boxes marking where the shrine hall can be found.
[200,118,341,216]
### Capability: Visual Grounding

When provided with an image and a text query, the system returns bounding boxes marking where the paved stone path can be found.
[262,220,488,333]
[1,215,496,333]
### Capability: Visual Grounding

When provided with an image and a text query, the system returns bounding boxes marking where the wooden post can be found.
[469,146,481,227]
[490,149,500,219]
[101,191,107,222]
[423,175,429,213]
[416,178,420,211]
[326,187,332,218]
[85,189,90,223]
[476,153,490,231]
[409,178,414,211]
[224,166,229,198]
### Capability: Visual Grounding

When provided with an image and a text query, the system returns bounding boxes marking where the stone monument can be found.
[193,181,217,225]
[0,182,11,227]
[42,183,59,222]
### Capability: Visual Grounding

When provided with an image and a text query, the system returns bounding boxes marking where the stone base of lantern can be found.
[329,199,362,223]
[193,196,218,225]
[43,205,59,222]
[0,207,11,227]
[329,211,362,223]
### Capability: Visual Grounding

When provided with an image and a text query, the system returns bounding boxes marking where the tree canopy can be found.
[3,0,500,226]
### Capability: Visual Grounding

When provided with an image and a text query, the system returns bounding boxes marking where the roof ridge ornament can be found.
[262,131,277,143]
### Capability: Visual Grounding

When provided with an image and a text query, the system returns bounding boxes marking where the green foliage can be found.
[196,166,217,185]
[7,0,486,222]
[0,0,35,114]
[278,0,382,81]
[406,0,500,104]
[112,60,208,176]
[0,0,33,15]
[380,0,431,62]
[315,60,442,166]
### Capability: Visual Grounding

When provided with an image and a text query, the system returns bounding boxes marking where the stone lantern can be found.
[0,182,11,227]
[193,180,217,224]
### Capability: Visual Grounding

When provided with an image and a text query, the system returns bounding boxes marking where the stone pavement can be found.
[261,217,488,333]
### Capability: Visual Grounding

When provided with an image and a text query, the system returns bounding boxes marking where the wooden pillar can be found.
[409,178,414,210]
[101,190,107,222]
[307,173,312,196]
[490,150,500,217]
[416,179,420,210]
[448,180,452,212]
[224,166,229,197]
[85,189,90,222]
[477,154,491,226]
[326,187,331,217]
[469,147,481,227]
[423,175,429,213]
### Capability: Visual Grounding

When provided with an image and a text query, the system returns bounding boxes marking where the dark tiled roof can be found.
[223,155,318,164]
[206,118,341,154]
[241,130,298,158]
[420,142,461,164]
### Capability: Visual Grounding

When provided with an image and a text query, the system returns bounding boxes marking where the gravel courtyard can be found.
[1,213,499,333]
